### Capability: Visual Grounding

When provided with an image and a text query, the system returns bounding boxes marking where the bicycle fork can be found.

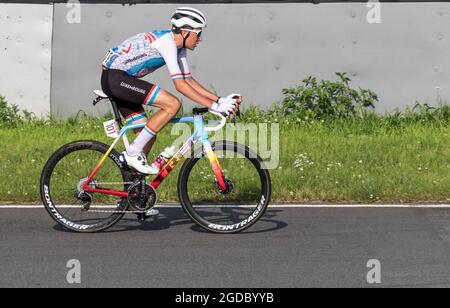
[202,141,227,191]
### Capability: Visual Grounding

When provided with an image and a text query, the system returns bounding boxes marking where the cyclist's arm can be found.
[176,48,219,102]
[173,78,215,108]
[185,77,219,102]
[154,36,216,108]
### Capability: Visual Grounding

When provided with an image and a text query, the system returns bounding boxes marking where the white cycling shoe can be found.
[144,208,159,217]
[121,151,159,175]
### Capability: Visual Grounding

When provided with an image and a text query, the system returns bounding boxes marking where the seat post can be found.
[109,98,124,128]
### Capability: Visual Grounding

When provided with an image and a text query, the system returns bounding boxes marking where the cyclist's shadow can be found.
[114,208,288,234]
[53,207,288,233]
[53,208,288,234]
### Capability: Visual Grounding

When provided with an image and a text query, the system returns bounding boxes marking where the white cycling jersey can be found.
[102,29,191,81]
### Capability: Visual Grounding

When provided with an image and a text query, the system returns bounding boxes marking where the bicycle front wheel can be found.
[178,141,271,233]
[40,140,131,232]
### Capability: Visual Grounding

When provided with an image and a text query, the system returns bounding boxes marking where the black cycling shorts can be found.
[101,69,161,122]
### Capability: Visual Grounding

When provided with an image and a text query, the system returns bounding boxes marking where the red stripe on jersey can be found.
[144,33,156,44]
[148,32,157,41]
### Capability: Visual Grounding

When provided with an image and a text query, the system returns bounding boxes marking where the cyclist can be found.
[101,7,241,175]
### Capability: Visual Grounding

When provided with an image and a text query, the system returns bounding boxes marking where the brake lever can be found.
[231,107,240,124]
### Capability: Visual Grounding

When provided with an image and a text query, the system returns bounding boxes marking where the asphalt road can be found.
[1,206,450,288]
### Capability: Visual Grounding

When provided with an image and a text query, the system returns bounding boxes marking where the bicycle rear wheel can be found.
[178,141,271,233]
[40,140,131,232]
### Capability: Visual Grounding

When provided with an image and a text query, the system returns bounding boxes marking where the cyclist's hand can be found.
[226,93,242,115]
[211,97,238,116]
[226,93,242,104]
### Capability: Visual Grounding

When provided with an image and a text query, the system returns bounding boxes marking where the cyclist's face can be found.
[183,28,203,50]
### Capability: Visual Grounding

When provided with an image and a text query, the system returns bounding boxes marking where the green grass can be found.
[274,119,450,203]
[0,117,449,204]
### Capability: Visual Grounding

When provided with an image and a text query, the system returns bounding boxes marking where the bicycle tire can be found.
[178,141,272,234]
[40,140,131,233]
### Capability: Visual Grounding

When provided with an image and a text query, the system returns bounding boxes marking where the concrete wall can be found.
[0,3,53,117]
[2,3,450,117]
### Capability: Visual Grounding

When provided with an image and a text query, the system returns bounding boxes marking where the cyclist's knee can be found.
[166,96,181,117]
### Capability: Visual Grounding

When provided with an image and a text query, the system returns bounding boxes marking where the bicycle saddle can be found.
[93,90,109,98]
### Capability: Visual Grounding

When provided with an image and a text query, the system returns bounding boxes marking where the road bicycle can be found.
[40,90,271,233]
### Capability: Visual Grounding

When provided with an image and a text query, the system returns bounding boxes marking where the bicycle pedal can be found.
[136,213,146,222]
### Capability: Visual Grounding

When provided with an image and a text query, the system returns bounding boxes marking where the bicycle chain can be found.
[85,209,148,214]
[78,178,154,213]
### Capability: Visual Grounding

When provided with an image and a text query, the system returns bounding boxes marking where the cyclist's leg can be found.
[115,101,155,156]
[102,69,181,128]
[145,89,182,132]
[124,89,181,156]
[126,87,181,156]
[102,69,164,156]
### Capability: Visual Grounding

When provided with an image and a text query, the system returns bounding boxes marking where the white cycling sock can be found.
[127,125,156,156]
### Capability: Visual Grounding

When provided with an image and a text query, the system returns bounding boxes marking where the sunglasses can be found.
[181,28,202,39]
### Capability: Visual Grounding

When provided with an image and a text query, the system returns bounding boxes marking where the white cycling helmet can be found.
[171,7,207,29]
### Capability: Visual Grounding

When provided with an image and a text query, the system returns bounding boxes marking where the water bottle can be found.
[151,146,175,171]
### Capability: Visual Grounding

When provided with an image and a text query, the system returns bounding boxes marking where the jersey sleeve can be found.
[152,33,184,81]
[177,49,192,79]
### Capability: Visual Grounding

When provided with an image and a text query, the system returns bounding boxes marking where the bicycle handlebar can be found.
[205,110,227,132]
[192,107,210,115]
[192,106,240,132]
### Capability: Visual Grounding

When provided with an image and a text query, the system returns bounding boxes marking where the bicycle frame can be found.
[82,114,227,197]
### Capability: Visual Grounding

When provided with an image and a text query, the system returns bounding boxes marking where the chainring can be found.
[127,181,157,212]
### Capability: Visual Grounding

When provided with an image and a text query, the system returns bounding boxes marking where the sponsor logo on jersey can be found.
[123,53,148,65]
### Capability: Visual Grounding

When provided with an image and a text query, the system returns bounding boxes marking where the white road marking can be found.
[1,204,450,209]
